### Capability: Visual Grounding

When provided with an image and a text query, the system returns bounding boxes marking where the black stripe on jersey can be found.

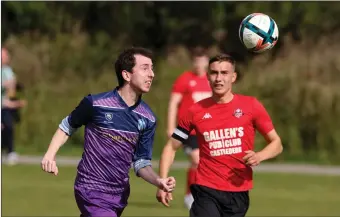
[172,133,187,143]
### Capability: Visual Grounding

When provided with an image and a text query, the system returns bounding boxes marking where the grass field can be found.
[2,165,340,216]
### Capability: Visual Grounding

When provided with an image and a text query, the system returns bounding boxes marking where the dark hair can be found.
[209,53,236,68]
[191,46,207,59]
[114,47,153,87]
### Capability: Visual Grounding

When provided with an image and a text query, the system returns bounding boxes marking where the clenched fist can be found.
[41,155,58,176]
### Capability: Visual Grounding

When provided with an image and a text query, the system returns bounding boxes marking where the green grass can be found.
[2,165,340,216]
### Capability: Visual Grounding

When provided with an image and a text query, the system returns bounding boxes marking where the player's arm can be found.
[133,121,175,192]
[41,96,93,175]
[2,98,26,109]
[257,129,282,162]
[243,98,283,166]
[159,136,183,177]
[167,93,183,137]
[157,111,193,207]
[167,75,187,137]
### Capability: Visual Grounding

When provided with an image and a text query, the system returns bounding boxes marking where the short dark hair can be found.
[191,46,207,59]
[114,47,153,87]
[209,53,236,68]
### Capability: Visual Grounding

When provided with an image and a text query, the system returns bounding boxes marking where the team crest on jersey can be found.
[105,113,113,121]
[138,119,146,131]
[189,80,197,87]
[233,109,243,118]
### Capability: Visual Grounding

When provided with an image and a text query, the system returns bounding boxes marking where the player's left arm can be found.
[243,98,283,166]
[133,120,175,192]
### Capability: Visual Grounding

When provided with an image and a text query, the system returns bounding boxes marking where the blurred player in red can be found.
[157,53,283,217]
[166,47,211,209]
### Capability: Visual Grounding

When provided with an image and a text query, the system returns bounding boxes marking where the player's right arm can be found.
[41,95,93,175]
[167,74,186,137]
[157,109,194,207]
[167,93,183,137]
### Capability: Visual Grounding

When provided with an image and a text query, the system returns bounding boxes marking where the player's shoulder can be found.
[235,94,257,102]
[175,71,194,81]
[234,94,264,108]
[189,97,214,112]
[85,90,125,109]
[89,90,114,101]
[85,90,112,104]
[133,101,156,123]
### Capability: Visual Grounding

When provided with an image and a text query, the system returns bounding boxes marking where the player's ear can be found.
[122,70,131,82]
[232,71,237,83]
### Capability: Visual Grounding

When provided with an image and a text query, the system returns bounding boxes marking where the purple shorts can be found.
[74,186,130,217]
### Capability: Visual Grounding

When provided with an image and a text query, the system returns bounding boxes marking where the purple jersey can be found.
[59,88,156,194]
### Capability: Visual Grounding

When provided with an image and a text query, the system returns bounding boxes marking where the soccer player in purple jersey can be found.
[41,47,176,217]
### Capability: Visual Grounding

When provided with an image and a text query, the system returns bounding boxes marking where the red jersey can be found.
[172,94,274,192]
[171,71,212,122]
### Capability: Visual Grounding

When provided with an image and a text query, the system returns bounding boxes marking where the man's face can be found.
[128,54,154,94]
[207,61,236,96]
[193,56,209,74]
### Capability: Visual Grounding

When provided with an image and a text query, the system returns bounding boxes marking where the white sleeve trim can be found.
[174,128,189,140]
[58,116,77,136]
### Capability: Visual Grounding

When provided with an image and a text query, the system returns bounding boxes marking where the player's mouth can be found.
[145,81,152,87]
[214,84,223,88]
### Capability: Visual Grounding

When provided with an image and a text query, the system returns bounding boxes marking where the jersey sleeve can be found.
[171,73,187,95]
[252,98,274,135]
[133,120,156,176]
[171,108,194,142]
[59,95,94,136]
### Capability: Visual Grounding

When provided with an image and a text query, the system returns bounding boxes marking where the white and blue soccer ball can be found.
[239,13,279,53]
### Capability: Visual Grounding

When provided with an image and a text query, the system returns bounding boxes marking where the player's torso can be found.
[192,95,256,191]
[194,96,255,160]
[178,72,212,118]
[76,93,154,193]
[89,107,143,152]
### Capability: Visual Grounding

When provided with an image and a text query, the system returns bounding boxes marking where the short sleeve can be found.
[59,95,93,136]
[171,108,194,142]
[132,120,156,175]
[252,98,274,135]
[171,73,188,95]
[133,120,156,162]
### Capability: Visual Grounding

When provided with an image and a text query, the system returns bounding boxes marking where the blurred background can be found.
[1,1,340,217]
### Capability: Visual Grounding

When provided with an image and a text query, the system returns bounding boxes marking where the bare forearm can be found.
[167,104,178,132]
[258,139,283,161]
[44,128,69,158]
[159,144,177,178]
[137,166,161,187]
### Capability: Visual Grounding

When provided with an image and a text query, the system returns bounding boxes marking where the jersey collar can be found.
[113,87,142,110]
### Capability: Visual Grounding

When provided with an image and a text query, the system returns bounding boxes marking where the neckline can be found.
[113,87,142,110]
[211,93,237,106]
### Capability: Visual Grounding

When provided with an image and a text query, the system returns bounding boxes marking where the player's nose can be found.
[215,72,223,81]
[148,69,155,78]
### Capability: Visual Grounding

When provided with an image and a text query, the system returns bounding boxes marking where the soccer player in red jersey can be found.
[157,53,283,217]
[166,47,211,209]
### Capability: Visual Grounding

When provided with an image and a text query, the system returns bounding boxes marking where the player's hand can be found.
[156,189,173,207]
[243,150,262,167]
[41,155,58,176]
[18,99,27,108]
[157,177,176,192]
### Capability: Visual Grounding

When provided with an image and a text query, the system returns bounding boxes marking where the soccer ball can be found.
[239,13,279,53]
